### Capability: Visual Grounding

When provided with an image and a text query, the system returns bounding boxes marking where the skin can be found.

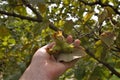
[20,35,80,80]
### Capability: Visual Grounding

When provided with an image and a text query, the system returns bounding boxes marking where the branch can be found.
[0,10,42,22]
[86,49,120,78]
[0,11,62,33]
[79,0,120,15]
[49,23,68,37]
[80,0,99,5]
[21,0,42,21]
[49,23,60,31]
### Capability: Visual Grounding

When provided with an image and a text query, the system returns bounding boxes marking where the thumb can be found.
[46,42,55,52]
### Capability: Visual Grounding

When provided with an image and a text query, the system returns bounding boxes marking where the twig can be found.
[49,23,60,31]
[0,10,42,22]
[78,22,100,38]
[73,27,81,36]
[112,53,120,58]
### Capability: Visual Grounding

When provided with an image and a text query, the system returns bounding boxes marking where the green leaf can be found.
[16,7,26,15]
[63,20,74,34]
[105,6,115,18]
[101,0,108,4]
[8,38,16,44]
[115,32,120,48]
[98,9,108,25]
[0,52,4,59]
[110,75,120,80]
[38,3,47,16]
[63,0,69,5]
[0,25,10,38]
[74,64,86,80]
[116,60,120,68]
[88,66,109,80]
[95,45,104,58]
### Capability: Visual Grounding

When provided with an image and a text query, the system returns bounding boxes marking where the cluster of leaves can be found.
[0,0,120,80]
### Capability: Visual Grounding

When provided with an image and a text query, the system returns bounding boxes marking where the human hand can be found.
[20,35,81,80]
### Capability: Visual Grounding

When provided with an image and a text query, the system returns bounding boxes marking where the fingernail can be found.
[47,42,55,49]
[66,35,73,43]
[74,39,81,47]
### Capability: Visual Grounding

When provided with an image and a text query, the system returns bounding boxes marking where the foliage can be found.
[0,0,120,80]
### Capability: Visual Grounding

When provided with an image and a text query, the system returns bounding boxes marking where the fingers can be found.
[74,39,81,47]
[47,42,55,49]
[46,35,80,49]
[66,35,73,43]
[45,42,55,55]
[66,35,81,47]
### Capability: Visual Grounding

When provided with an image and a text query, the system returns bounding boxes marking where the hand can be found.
[20,35,80,80]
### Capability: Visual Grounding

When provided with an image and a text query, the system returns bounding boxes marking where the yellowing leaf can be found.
[38,3,46,15]
[95,46,104,58]
[58,20,65,27]
[2,41,8,46]
[94,40,102,48]
[95,40,102,46]
[53,31,64,42]
[83,12,94,24]
[100,31,116,47]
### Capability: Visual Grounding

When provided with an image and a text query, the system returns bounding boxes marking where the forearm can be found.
[19,63,52,80]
